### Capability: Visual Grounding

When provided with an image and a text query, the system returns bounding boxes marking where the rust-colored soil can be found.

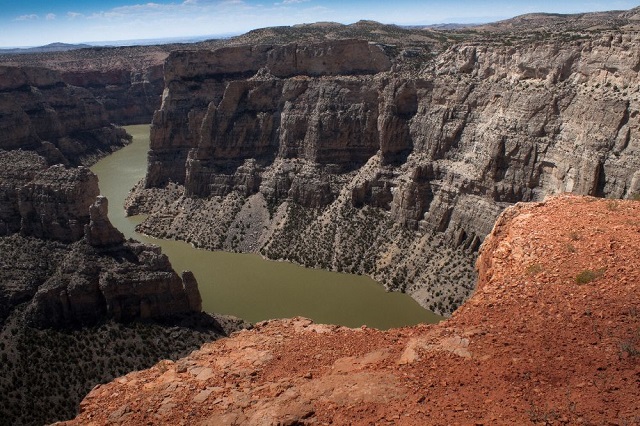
[62,195,640,425]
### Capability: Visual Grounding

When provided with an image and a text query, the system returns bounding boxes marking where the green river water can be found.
[90,124,442,329]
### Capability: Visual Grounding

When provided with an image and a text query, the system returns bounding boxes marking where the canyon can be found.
[64,195,640,425]
[0,65,247,424]
[0,6,639,425]
[126,24,639,315]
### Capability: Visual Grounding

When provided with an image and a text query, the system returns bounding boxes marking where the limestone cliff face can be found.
[0,44,171,125]
[0,65,131,166]
[23,238,202,328]
[0,151,96,240]
[129,34,640,315]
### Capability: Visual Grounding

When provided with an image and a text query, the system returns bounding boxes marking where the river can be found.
[90,124,442,329]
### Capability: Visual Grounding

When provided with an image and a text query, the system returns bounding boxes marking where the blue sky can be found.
[1,0,638,47]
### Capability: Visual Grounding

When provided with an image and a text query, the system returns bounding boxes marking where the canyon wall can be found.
[0,62,247,425]
[128,35,640,315]
[0,63,206,326]
[0,65,131,165]
[0,45,172,125]
[60,62,165,125]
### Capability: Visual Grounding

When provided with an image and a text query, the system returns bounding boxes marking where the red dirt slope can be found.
[62,195,640,425]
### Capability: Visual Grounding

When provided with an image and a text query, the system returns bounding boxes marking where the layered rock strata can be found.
[0,65,131,166]
[61,63,165,125]
[128,33,640,315]
[65,196,640,425]
[0,45,174,125]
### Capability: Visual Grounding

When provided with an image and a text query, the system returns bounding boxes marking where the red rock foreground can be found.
[63,195,640,425]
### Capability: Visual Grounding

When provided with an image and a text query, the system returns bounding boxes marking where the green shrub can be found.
[575,269,604,284]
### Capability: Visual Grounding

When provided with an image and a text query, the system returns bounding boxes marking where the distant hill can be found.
[0,42,92,55]
[473,6,640,32]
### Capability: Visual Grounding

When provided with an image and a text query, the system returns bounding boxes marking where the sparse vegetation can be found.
[526,263,544,276]
[568,231,581,241]
[619,340,639,358]
[0,310,240,425]
[575,268,605,284]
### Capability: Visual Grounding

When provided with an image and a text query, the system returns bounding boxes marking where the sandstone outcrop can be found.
[0,150,98,240]
[0,151,237,425]
[84,196,125,247]
[0,65,131,166]
[61,63,165,125]
[65,196,640,425]
[128,29,640,315]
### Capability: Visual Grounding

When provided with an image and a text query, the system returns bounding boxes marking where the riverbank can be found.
[91,125,441,329]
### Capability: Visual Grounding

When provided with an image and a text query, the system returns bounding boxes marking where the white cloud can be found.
[15,14,39,21]
[46,13,57,21]
[67,12,84,19]
[281,0,310,4]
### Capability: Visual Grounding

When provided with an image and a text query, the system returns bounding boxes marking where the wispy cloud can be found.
[46,13,56,21]
[279,0,310,4]
[67,12,84,19]
[15,14,39,21]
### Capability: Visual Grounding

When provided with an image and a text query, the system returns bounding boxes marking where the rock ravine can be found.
[127,31,640,315]
[0,150,248,425]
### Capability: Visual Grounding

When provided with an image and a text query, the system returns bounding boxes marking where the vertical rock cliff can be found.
[0,57,245,426]
[128,33,639,315]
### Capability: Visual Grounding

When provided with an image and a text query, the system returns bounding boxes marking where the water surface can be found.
[91,124,442,329]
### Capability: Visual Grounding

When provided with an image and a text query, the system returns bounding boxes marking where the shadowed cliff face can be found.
[129,35,640,315]
[0,61,207,327]
[0,53,241,426]
[0,150,202,327]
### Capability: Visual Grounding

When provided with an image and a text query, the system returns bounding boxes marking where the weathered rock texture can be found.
[0,150,97,240]
[23,237,203,328]
[0,65,131,166]
[65,196,640,425]
[128,31,640,315]
[84,196,125,247]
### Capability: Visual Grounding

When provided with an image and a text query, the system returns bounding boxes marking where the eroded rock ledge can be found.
[0,149,248,425]
[65,196,640,425]
[128,33,640,315]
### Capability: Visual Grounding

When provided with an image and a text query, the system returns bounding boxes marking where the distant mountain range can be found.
[0,34,238,55]
[0,42,92,55]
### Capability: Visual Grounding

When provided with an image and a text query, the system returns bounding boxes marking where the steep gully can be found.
[127,36,640,315]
